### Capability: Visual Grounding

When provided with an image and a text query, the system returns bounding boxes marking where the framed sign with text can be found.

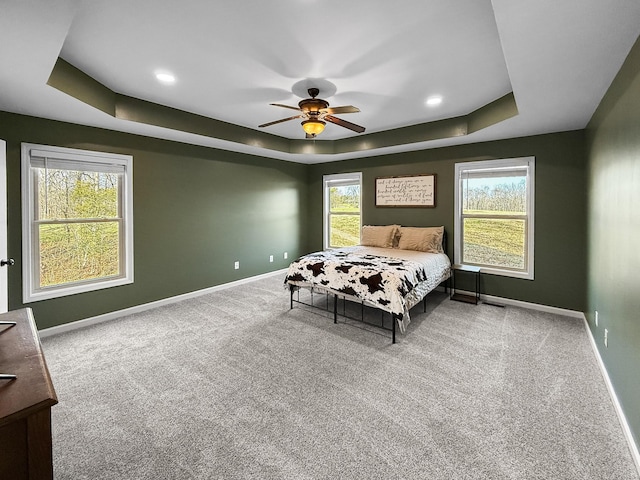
[375,174,436,207]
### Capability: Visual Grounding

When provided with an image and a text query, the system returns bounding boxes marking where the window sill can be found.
[465,265,534,280]
[24,276,133,303]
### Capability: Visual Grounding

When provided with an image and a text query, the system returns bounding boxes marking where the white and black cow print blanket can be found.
[285,247,450,333]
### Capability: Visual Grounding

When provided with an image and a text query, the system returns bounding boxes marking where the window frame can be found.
[323,172,362,250]
[454,157,535,280]
[21,143,134,302]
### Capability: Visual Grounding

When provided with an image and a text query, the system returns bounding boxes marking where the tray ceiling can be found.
[1,0,639,163]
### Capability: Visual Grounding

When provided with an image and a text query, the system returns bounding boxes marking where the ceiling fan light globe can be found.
[302,120,325,136]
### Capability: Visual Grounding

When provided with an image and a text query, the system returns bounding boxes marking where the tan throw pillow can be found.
[397,226,445,253]
[360,225,400,248]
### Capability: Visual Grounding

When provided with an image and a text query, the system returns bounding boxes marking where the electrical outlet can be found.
[604,328,608,348]
[595,310,599,327]
[269,255,274,263]
[284,252,288,259]
[234,261,239,270]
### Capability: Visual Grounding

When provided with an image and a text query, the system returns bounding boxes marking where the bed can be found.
[284,225,451,343]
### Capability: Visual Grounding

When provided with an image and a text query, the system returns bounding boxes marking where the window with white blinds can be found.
[323,173,362,249]
[21,144,134,302]
[454,157,535,279]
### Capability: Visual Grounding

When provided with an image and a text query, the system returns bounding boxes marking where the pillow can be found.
[360,225,400,248]
[397,226,445,253]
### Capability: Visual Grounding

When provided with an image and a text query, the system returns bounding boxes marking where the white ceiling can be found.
[1,0,639,164]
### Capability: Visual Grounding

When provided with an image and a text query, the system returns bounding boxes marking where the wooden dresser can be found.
[0,308,58,480]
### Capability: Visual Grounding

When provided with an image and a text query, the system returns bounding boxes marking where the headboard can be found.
[442,229,448,257]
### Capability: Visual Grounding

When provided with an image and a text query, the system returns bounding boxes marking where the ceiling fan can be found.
[258,88,366,138]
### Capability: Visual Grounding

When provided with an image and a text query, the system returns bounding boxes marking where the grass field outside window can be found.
[455,158,534,279]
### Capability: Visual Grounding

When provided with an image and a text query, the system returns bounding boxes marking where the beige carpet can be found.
[42,273,639,479]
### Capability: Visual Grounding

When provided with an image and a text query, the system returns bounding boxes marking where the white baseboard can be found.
[451,289,640,473]
[581,316,640,475]
[449,288,586,318]
[38,268,288,339]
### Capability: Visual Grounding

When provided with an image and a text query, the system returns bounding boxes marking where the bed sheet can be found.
[285,246,451,333]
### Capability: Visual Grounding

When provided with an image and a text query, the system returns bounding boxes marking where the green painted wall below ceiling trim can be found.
[307,129,588,313]
[0,111,309,330]
[585,32,640,454]
[47,57,518,156]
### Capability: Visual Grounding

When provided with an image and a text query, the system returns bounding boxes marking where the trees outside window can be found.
[22,144,133,302]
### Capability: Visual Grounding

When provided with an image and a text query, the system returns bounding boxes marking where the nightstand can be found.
[450,264,481,304]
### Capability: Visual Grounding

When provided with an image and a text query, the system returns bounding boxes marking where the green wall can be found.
[0,112,591,324]
[1,112,308,329]
[309,130,588,311]
[586,34,640,448]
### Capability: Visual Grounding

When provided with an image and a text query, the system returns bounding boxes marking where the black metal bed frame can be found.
[288,285,428,344]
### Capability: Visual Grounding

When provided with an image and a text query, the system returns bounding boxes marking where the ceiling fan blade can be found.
[321,105,360,115]
[270,103,302,112]
[324,115,366,133]
[258,115,303,128]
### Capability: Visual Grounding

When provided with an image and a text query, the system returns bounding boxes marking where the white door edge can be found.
[1,139,8,313]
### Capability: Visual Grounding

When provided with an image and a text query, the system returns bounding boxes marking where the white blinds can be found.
[325,178,359,187]
[459,165,528,180]
[30,149,126,174]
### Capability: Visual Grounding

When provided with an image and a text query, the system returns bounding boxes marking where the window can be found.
[323,173,362,249]
[454,157,534,279]
[21,144,133,302]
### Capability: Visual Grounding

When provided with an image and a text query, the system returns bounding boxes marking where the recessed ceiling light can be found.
[155,72,176,85]
[426,96,443,107]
